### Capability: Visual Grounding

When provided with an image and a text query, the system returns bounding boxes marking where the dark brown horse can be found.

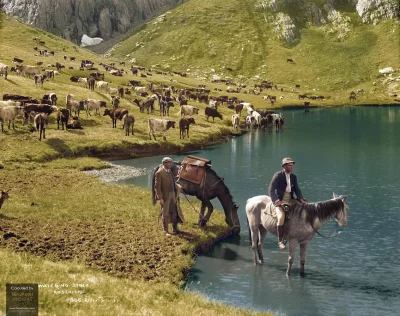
[152,161,241,234]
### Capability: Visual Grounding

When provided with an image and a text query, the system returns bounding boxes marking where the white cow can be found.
[66,94,82,116]
[0,100,22,107]
[108,87,118,95]
[134,86,147,94]
[241,102,253,115]
[78,77,88,88]
[246,115,255,129]
[0,63,8,80]
[15,65,40,78]
[84,99,106,116]
[0,105,24,132]
[232,114,240,131]
[209,99,218,109]
[148,118,176,141]
[96,81,109,93]
[251,110,262,128]
[180,105,199,117]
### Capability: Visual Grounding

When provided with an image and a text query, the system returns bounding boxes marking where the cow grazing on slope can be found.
[41,93,57,105]
[205,107,223,122]
[34,113,48,140]
[103,108,128,128]
[0,106,24,132]
[23,104,57,125]
[123,114,135,136]
[16,65,40,78]
[180,105,199,117]
[232,114,240,131]
[84,99,106,116]
[96,81,109,93]
[179,117,195,139]
[56,108,70,130]
[148,118,175,141]
[66,94,83,116]
[0,63,8,80]
[34,74,47,87]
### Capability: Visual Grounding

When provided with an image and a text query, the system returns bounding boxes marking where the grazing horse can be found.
[151,160,241,234]
[246,193,348,275]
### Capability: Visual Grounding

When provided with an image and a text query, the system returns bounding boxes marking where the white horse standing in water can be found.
[246,193,348,275]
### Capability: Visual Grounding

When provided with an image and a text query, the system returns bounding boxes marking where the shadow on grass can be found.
[45,138,72,155]
[0,214,17,220]
[67,129,85,135]
[4,79,18,85]
[80,118,103,127]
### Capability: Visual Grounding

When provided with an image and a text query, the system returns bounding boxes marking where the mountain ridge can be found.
[2,0,188,44]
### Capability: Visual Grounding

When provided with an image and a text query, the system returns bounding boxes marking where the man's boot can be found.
[163,217,171,236]
[277,225,286,249]
[171,204,182,234]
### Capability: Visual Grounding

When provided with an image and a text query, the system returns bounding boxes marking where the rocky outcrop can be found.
[2,0,187,43]
[273,13,298,44]
[256,0,399,43]
[353,0,399,24]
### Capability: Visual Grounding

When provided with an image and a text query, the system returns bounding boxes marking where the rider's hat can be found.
[162,157,173,163]
[282,157,295,167]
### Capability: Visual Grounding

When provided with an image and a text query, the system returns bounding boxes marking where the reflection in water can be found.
[112,107,400,316]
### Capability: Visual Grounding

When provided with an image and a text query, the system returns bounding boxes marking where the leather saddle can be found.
[178,155,211,185]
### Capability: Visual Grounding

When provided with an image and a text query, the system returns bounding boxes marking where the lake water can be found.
[112,106,400,316]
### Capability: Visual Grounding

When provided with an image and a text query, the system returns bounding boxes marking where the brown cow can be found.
[56,108,70,130]
[179,117,196,139]
[103,108,128,128]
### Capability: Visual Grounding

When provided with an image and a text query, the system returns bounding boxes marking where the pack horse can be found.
[152,155,241,234]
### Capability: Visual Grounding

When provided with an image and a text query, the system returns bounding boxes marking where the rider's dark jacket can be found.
[268,170,304,203]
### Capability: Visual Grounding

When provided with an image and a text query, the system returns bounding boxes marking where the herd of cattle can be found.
[0,39,288,141]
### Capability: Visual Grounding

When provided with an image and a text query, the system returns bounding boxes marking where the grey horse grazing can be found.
[152,161,241,234]
[246,193,348,275]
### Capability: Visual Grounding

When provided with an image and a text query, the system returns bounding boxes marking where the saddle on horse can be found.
[265,203,291,221]
[178,155,211,185]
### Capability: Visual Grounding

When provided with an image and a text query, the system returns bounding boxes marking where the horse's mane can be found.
[291,198,345,225]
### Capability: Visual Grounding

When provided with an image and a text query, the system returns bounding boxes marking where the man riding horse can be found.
[268,157,307,249]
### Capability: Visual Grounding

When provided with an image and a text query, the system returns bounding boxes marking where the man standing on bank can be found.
[268,157,307,249]
[154,157,183,236]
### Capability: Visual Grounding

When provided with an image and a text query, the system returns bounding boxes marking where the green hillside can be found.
[0,13,271,316]
[110,0,400,92]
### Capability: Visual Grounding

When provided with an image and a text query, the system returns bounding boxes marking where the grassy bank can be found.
[0,161,271,315]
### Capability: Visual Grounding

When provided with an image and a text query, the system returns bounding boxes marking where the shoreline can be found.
[92,131,246,162]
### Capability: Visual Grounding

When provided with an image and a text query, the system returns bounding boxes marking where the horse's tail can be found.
[151,165,161,205]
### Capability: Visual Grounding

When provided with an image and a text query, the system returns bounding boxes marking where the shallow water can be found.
[112,106,400,316]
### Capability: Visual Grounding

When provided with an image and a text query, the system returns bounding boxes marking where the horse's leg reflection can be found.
[286,239,298,276]
[300,243,309,276]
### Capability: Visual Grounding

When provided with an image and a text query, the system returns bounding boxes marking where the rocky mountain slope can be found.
[108,0,399,91]
[1,0,188,43]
